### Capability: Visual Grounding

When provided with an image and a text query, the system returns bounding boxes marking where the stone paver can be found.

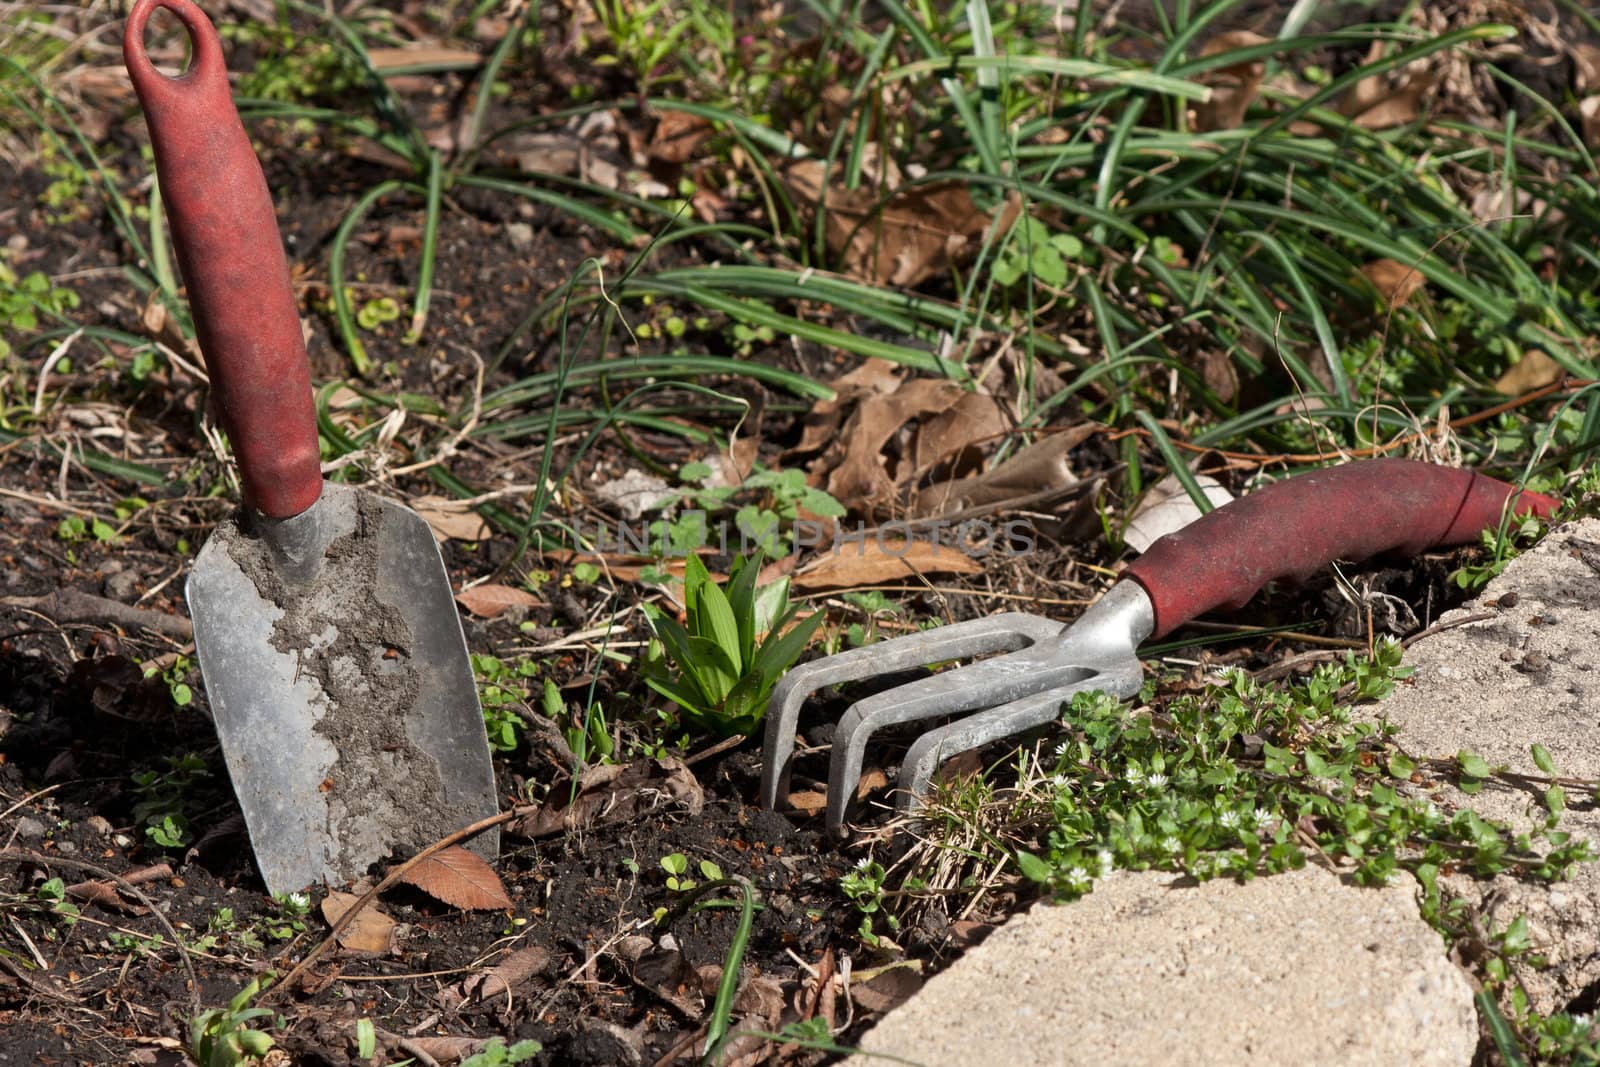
[1361,518,1600,1013]
[844,865,1475,1067]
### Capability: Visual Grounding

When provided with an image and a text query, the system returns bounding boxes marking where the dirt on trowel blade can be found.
[190,483,497,892]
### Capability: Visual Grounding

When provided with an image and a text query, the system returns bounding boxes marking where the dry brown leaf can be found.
[413,496,491,543]
[320,891,400,955]
[436,945,551,1012]
[781,158,1016,287]
[1356,258,1426,309]
[849,963,924,1014]
[1340,65,1437,130]
[792,540,981,592]
[647,110,713,164]
[785,767,890,814]
[1494,350,1565,396]
[913,424,1096,517]
[1191,31,1270,132]
[510,758,703,838]
[911,391,1009,481]
[396,846,512,911]
[455,583,542,619]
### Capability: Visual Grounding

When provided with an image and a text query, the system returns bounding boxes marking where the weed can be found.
[642,552,823,737]
[473,652,538,751]
[34,877,79,927]
[459,1037,543,1066]
[840,858,900,947]
[130,753,209,850]
[144,653,195,708]
[56,513,119,545]
[264,892,311,941]
[0,261,78,359]
[188,974,277,1067]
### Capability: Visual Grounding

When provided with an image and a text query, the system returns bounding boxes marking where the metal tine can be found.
[759,612,1065,811]
[822,643,1102,836]
[894,665,1146,820]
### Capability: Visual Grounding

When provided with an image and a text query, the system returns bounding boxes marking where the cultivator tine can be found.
[759,613,1064,811]
[897,665,1145,814]
[823,644,1104,836]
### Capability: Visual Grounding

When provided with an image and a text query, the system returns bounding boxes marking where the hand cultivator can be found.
[760,459,1557,837]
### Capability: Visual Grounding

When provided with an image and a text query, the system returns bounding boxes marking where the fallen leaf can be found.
[792,540,981,592]
[436,945,551,1012]
[1356,258,1426,310]
[913,424,1096,516]
[1123,474,1235,554]
[911,391,1009,482]
[1494,350,1565,396]
[849,962,924,1013]
[510,758,704,838]
[647,109,713,164]
[455,583,542,619]
[413,496,490,543]
[1191,31,1270,132]
[782,158,1017,287]
[1338,48,1437,130]
[785,767,890,814]
[396,846,512,911]
[320,891,400,955]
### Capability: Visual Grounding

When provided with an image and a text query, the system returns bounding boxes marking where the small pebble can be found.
[1498,591,1519,609]
[55,840,77,854]
[14,817,45,839]
[85,816,114,836]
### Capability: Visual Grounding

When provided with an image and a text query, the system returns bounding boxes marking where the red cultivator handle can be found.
[1123,458,1559,639]
[125,0,321,519]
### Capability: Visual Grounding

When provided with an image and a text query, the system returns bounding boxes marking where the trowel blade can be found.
[187,482,499,896]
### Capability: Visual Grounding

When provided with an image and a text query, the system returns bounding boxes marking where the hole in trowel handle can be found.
[132,2,197,79]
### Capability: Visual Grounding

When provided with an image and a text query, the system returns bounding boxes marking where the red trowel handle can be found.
[125,0,321,519]
[1123,459,1558,639]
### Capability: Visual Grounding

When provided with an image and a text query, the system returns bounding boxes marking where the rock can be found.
[844,865,1475,1067]
[1361,518,1600,1013]
[13,817,46,840]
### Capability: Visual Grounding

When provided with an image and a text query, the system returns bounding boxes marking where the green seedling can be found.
[130,752,209,850]
[0,262,79,359]
[642,551,824,737]
[35,877,79,927]
[356,295,401,331]
[840,857,899,946]
[264,891,311,941]
[144,653,195,708]
[459,1037,543,1067]
[56,513,119,545]
[188,974,277,1067]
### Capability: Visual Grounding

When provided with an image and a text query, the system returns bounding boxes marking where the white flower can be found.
[1124,766,1144,786]
[1253,808,1273,827]
[1065,865,1092,889]
[1162,836,1181,853]
[1218,809,1241,829]
[1145,772,1169,790]
[855,856,873,870]
[1054,741,1071,758]
[288,892,309,911]
[1097,849,1114,874]
[1050,774,1070,789]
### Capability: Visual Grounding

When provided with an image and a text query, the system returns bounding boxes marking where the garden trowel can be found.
[125,0,498,895]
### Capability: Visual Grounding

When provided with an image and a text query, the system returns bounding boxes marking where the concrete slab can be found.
[1362,518,1600,1013]
[843,865,1475,1067]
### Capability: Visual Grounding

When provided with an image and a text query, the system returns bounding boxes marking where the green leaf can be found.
[694,572,744,675]
[682,551,710,622]
[1457,751,1491,779]
[1530,744,1557,776]
[644,676,711,721]
[724,551,763,668]
[1386,751,1416,779]
[687,635,739,703]
[752,608,824,683]
[1014,850,1053,883]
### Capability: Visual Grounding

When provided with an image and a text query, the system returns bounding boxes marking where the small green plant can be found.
[264,891,311,941]
[130,752,209,850]
[1451,511,1546,591]
[144,654,195,708]
[188,974,277,1067]
[542,680,617,767]
[992,215,1086,290]
[0,262,79,358]
[474,653,538,751]
[840,857,900,946]
[642,552,824,737]
[459,1037,543,1067]
[109,930,167,957]
[35,877,79,927]
[56,513,119,545]
[356,295,401,331]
